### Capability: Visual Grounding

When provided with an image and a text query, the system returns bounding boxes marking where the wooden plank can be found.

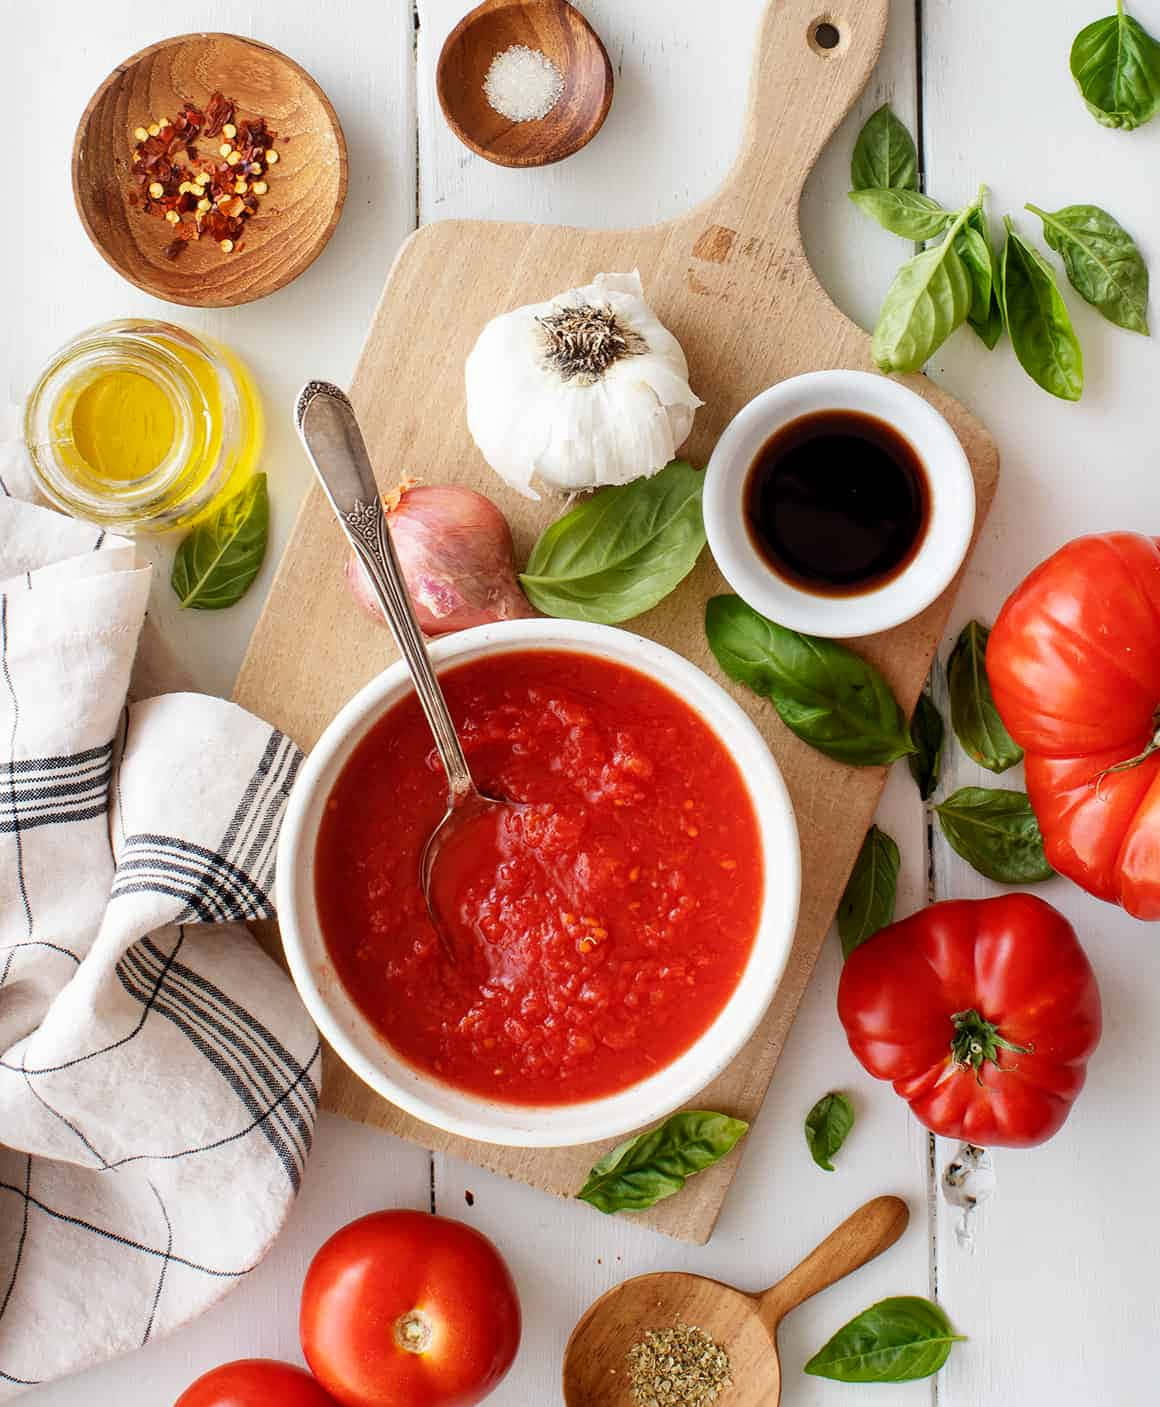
[922,1,1160,1401]
[6,6,432,1404]
[9,0,419,700]
[417,0,769,227]
[235,0,997,1244]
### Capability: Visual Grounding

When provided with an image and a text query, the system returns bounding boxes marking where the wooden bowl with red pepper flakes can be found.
[72,33,348,307]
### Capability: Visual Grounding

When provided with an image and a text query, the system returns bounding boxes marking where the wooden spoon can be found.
[436,0,613,167]
[73,32,347,307]
[562,1195,908,1405]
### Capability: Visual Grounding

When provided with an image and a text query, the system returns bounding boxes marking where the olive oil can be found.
[68,370,176,481]
[26,320,263,534]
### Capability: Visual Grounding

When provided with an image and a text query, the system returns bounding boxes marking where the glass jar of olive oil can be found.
[24,320,263,534]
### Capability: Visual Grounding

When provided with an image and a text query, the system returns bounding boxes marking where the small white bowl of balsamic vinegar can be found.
[703,370,975,638]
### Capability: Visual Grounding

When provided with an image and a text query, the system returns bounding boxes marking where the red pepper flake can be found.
[126,90,278,258]
[202,90,235,138]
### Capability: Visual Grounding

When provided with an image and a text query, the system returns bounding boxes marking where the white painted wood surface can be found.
[4,1,1157,1403]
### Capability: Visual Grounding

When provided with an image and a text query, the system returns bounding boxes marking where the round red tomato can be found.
[299,1211,520,1407]
[838,895,1101,1147]
[175,1359,340,1407]
[987,532,1160,919]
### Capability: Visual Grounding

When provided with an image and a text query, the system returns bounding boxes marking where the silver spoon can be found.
[295,380,514,960]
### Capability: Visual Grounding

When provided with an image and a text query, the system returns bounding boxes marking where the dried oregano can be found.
[625,1322,732,1407]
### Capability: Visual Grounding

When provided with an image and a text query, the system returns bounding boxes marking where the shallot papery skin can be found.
[345,483,536,636]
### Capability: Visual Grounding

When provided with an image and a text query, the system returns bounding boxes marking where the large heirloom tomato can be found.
[838,895,1101,1147]
[987,532,1160,919]
[300,1211,520,1407]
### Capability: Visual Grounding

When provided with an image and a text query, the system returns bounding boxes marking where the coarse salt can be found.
[483,44,565,123]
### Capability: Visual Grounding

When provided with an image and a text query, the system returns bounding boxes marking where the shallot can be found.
[346,482,535,636]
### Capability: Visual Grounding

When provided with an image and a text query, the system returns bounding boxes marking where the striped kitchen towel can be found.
[0,490,321,1396]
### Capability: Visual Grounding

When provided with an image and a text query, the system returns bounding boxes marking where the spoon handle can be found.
[296,381,474,801]
[757,1195,909,1331]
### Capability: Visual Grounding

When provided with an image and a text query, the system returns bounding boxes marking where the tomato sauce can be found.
[314,650,763,1105]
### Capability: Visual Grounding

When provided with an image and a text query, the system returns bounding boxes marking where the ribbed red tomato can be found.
[838,895,1101,1147]
[300,1212,520,1407]
[175,1359,340,1407]
[987,532,1160,919]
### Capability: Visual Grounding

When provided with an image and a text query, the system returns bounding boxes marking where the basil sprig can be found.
[171,473,269,610]
[908,691,945,801]
[847,108,1150,397]
[520,459,705,624]
[1070,1,1160,130]
[838,826,899,958]
[804,1092,855,1172]
[935,787,1054,884]
[705,596,915,767]
[850,103,918,192]
[804,1296,966,1382]
[577,1111,748,1215]
[1000,220,1085,402]
[1026,202,1149,335]
[947,621,1022,773]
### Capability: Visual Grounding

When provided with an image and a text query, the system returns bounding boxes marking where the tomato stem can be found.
[949,1008,1030,1082]
[394,1310,433,1355]
[1094,707,1160,792]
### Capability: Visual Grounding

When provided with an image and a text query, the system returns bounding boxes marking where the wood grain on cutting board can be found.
[234,0,998,1243]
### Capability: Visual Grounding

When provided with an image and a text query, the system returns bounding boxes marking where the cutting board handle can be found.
[699,0,890,250]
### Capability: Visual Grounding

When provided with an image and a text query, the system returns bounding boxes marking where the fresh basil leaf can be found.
[804,1296,966,1382]
[908,691,945,800]
[520,460,705,624]
[577,1111,748,1214]
[957,224,992,319]
[947,621,1022,773]
[849,189,957,241]
[1070,2,1160,130]
[999,221,1084,401]
[1026,202,1149,334]
[959,208,1004,349]
[872,215,974,373]
[850,104,918,192]
[805,1092,855,1172]
[935,787,1054,884]
[705,596,915,766]
[838,826,899,958]
[970,297,1005,351]
[171,473,269,610]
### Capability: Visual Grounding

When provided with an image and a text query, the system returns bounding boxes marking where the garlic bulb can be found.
[465,271,702,499]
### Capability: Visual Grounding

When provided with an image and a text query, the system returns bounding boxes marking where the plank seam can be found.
[915,11,943,1404]
[413,1,422,230]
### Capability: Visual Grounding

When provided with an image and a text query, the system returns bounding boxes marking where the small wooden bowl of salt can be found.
[436,0,613,167]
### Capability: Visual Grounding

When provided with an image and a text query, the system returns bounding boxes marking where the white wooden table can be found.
[7,1,1160,1402]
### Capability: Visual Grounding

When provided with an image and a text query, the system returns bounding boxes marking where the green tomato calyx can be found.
[949,1008,1030,1080]
[1095,707,1160,793]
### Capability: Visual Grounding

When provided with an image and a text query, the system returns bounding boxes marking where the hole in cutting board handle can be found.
[811,19,842,52]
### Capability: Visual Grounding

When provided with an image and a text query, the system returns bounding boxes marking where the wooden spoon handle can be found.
[757,1195,909,1330]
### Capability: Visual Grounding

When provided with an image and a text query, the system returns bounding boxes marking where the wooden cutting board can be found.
[234,0,998,1244]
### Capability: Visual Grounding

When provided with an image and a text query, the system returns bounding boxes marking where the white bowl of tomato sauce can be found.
[276,618,800,1148]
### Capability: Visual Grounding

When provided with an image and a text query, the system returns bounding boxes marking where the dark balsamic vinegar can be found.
[743,409,930,597]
